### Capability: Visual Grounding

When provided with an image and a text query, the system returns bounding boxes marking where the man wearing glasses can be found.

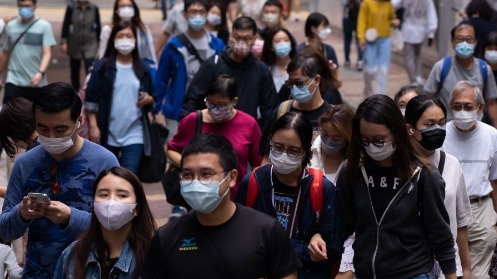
[442,80,497,279]
[0,82,118,279]
[181,16,279,128]
[0,0,56,104]
[424,22,497,127]
[142,133,300,278]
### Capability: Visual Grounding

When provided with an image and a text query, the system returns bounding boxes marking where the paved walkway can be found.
[0,4,410,227]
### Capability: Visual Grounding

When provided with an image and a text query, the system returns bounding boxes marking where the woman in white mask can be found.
[86,22,155,174]
[236,111,345,279]
[261,27,297,102]
[204,2,229,44]
[337,94,457,279]
[484,32,497,88]
[54,166,156,279]
[97,0,157,69]
[310,104,355,183]
[167,74,262,200]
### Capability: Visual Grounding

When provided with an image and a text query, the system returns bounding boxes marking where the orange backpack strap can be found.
[246,167,261,208]
[308,168,324,223]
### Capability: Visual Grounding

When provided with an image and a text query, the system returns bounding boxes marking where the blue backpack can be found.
[438,56,488,94]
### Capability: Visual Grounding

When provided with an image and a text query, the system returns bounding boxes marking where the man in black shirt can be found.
[141,134,301,279]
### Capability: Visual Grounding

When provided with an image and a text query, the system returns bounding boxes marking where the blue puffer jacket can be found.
[236,164,346,279]
[54,240,136,279]
[153,32,225,120]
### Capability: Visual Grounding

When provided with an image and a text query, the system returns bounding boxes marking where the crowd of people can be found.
[1,0,497,278]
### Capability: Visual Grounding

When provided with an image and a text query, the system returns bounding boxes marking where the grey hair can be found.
[449,80,485,106]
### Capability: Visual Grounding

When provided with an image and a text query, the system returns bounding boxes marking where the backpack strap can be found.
[437,56,452,95]
[177,33,204,63]
[277,100,294,118]
[308,168,324,224]
[478,58,488,92]
[246,167,261,208]
[438,151,446,174]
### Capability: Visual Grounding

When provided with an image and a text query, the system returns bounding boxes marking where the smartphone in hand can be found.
[28,193,51,204]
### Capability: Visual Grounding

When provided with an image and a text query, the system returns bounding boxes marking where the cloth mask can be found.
[418,125,446,150]
[321,136,345,155]
[232,41,251,56]
[274,42,292,58]
[400,108,406,116]
[485,50,497,64]
[364,141,396,161]
[452,110,478,130]
[269,149,303,174]
[188,15,206,31]
[262,13,280,27]
[291,79,317,103]
[118,6,135,21]
[19,7,34,19]
[208,104,233,121]
[180,174,230,214]
[318,28,332,41]
[114,39,135,55]
[455,42,475,59]
[38,121,80,155]
[206,12,222,26]
[94,199,137,231]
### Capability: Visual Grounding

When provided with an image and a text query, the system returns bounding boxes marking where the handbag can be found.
[138,116,168,183]
[161,110,203,206]
[390,27,404,51]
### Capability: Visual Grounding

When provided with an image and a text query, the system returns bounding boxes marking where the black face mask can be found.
[418,125,446,150]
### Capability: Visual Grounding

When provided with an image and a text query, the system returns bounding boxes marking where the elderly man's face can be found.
[451,88,483,114]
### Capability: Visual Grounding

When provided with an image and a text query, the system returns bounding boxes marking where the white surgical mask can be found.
[452,110,478,131]
[114,39,135,55]
[118,6,135,21]
[262,13,279,27]
[206,12,222,26]
[318,28,332,41]
[269,150,302,174]
[38,121,80,155]
[485,50,497,64]
[180,174,230,214]
[94,199,137,231]
[364,141,396,161]
[400,108,406,116]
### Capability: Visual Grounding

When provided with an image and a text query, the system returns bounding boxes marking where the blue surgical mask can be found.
[290,79,317,103]
[180,174,230,214]
[455,42,475,59]
[485,50,497,64]
[320,136,345,155]
[188,16,206,31]
[274,42,292,58]
[19,7,34,19]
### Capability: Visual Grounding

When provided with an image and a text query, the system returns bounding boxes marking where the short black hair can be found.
[304,12,329,38]
[232,16,257,35]
[405,95,447,128]
[184,0,210,12]
[466,0,494,21]
[33,82,82,121]
[181,133,238,173]
[207,74,237,100]
[18,0,36,5]
[451,22,475,40]
[271,112,313,168]
[263,0,283,11]
[393,85,422,105]
[484,31,497,48]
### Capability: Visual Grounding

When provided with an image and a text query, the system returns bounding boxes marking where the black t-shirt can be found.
[364,164,402,220]
[259,101,331,156]
[273,176,300,238]
[141,204,301,279]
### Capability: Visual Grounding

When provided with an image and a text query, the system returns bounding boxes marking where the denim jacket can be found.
[54,240,137,279]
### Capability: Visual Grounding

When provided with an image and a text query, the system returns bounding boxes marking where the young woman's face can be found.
[415,105,445,131]
[208,5,221,16]
[94,174,137,205]
[359,119,394,147]
[320,122,346,145]
[115,27,135,40]
[272,31,290,46]
[271,128,305,160]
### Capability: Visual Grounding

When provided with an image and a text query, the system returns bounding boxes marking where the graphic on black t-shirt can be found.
[364,164,401,219]
[273,177,299,238]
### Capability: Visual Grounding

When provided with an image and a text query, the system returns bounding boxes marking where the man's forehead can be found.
[35,109,74,123]
[455,25,475,36]
[232,29,254,37]
[182,152,222,169]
